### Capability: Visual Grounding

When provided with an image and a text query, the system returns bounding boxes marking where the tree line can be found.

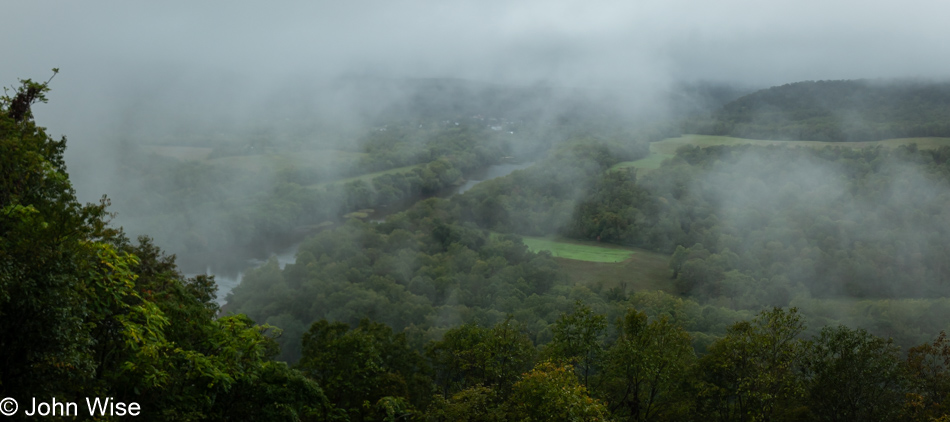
[258,304,950,421]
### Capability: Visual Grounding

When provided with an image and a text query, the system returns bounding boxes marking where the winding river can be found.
[185,161,534,304]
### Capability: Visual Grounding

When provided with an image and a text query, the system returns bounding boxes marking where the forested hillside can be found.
[685,79,950,141]
[113,121,512,267]
[569,145,950,299]
[105,77,673,273]
[11,0,950,417]
[0,74,335,420]
[10,72,950,421]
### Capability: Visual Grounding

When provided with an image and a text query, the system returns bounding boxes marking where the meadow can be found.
[139,144,426,190]
[555,248,673,292]
[488,232,673,291]
[650,134,950,155]
[305,164,422,190]
[516,234,636,263]
[611,134,950,171]
[142,144,368,177]
[207,149,365,174]
[141,145,214,161]
[609,153,674,171]
[489,232,636,263]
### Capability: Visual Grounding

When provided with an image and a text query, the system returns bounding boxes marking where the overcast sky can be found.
[6,1,948,82]
[3,0,950,149]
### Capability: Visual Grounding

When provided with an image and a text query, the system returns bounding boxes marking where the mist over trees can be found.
[685,80,950,141]
[101,78,675,272]
[7,2,950,413]
[11,65,950,420]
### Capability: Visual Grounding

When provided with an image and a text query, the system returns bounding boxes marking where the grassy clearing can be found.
[615,135,950,174]
[522,237,634,263]
[610,154,675,172]
[499,234,635,263]
[141,146,213,161]
[343,209,374,219]
[492,232,673,290]
[556,250,674,292]
[207,150,366,173]
[144,142,424,190]
[206,155,282,172]
[306,164,422,190]
[143,145,369,176]
[874,137,950,149]
[650,134,950,155]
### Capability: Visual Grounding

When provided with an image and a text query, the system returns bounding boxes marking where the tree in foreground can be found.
[0,69,114,402]
[547,301,608,389]
[0,73,331,420]
[506,361,610,421]
[427,319,536,398]
[297,318,432,421]
[599,309,695,421]
[803,325,905,422]
[901,331,950,421]
[694,307,807,422]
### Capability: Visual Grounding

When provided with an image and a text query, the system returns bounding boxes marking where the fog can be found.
[4,0,950,282]
[5,1,950,156]
[11,2,950,407]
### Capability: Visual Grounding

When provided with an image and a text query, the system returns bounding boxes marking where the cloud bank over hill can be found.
[3,0,949,206]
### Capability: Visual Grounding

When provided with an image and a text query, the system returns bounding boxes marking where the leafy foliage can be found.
[427,319,536,398]
[1,71,115,399]
[507,361,610,422]
[599,309,695,421]
[547,302,607,388]
[227,198,567,361]
[1,73,329,421]
[804,325,905,422]
[297,319,431,421]
[694,308,807,422]
[13,72,950,421]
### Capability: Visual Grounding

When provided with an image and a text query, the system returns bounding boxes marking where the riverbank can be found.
[189,160,535,304]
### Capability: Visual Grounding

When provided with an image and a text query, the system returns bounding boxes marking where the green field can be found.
[556,250,674,292]
[610,153,675,172]
[612,135,950,173]
[505,234,634,263]
[343,209,374,219]
[143,145,369,176]
[491,232,673,290]
[306,164,422,190]
[141,145,214,161]
[142,142,430,191]
[650,134,950,155]
[207,149,366,173]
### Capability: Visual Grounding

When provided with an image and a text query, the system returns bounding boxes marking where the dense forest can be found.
[572,145,950,299]
[1,75,335,420]
[111,120,510,266]
[684,79,950,141]
[104,77,676,271]
[229,140,950,353]
[8,71,950,421]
